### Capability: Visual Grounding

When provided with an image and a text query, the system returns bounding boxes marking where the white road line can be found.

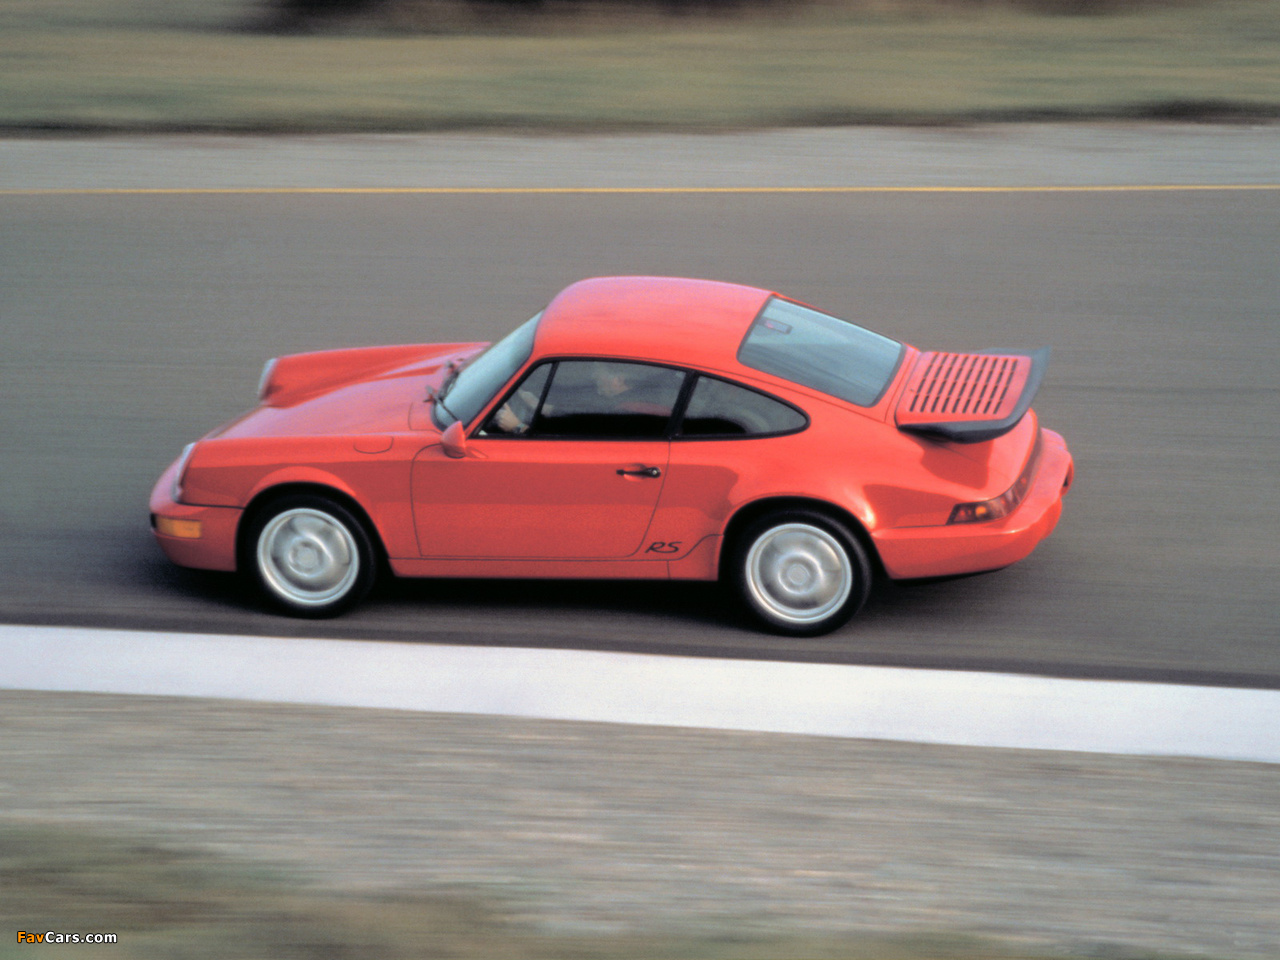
[4,624,1279,763]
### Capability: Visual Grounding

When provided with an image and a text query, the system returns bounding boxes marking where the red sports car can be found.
[151,276,1073,635]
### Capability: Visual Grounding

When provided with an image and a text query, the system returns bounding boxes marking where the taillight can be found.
[948,433,1041,525]
[949,489,1018,525]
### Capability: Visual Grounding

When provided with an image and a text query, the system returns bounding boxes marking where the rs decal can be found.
[645,541,683,555]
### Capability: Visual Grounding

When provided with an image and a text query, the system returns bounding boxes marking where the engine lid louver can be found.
[895,347,1050,443]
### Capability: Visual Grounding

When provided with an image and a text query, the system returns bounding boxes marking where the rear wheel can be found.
[246,495,376,618]
[731,509,871,636]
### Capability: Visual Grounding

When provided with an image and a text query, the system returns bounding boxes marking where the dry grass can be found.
[0,820,1209,960]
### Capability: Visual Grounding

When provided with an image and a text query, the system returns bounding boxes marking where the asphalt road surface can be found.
[2,175,1278,686]
[3,131,1280,959]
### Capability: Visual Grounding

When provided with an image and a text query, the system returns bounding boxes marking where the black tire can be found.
[730,508,871,636]
[244,494,377,618]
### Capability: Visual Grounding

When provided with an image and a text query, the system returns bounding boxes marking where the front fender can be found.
[242,465,364,509]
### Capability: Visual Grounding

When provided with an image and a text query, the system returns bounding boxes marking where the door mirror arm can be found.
[441,420,468,459]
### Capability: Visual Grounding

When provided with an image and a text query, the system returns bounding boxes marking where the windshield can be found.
[434,313,541,428]
[738,298,903,407]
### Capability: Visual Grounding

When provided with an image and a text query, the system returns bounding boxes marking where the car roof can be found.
[533,276,775,372]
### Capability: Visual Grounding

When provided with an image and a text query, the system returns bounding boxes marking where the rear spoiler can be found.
[894,347,1050,443]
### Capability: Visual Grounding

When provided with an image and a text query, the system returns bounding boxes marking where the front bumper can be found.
[873,428,1074,580]
[149,458,241,572]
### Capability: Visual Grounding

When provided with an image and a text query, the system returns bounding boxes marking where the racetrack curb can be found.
[5,624,1279,763]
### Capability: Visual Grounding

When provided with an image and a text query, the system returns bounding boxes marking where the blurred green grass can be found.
[0,0,1277,130]
[0,821,1211,960]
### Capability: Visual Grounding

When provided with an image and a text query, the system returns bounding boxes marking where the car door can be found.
[411,359,687,560]
[643,374,811,554]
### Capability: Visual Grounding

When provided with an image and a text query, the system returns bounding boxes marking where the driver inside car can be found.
[489,361,642,436]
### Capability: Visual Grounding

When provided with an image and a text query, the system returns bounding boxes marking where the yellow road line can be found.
[2,184,1279,196]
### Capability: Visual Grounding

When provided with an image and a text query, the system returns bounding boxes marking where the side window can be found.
[534,361,686,439]
[677,376,807,438]
[479,363,552,437]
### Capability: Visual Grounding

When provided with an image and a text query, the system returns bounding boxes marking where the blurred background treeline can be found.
[0,0,1276,129]
[256,0,1162,32]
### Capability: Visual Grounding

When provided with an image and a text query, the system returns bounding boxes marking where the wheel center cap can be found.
[786,562,813,588]
[292,544,321,572]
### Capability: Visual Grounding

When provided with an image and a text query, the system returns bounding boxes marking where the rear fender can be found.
[720,495,885,580]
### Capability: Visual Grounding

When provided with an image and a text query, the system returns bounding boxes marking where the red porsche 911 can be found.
[150,276,1073,635]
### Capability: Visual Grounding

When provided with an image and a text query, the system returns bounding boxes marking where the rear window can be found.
[738,298,903,407]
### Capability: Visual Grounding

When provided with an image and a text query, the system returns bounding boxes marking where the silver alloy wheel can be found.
[744,522,853,627]
[256,507,360,608]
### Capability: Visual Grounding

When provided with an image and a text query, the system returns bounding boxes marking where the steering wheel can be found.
[496,388,537,435]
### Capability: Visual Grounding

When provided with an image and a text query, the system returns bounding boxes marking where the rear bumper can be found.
[149,459,241,572]
[874,428,1074,580]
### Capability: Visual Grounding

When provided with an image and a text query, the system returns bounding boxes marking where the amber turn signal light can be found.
[154,516,203,539]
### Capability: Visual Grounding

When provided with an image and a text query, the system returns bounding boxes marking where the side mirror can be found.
[441,420,468,459]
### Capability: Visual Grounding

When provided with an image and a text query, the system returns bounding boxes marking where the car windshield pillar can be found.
[433,313,541,429]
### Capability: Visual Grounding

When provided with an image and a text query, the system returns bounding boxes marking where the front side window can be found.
[485,360,686,440]
[677,376,807,438]
[434,313,541,428]
[479,362,552,437]
[738,298,903,407]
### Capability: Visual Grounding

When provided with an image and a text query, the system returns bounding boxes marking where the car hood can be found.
[210,341,486,440]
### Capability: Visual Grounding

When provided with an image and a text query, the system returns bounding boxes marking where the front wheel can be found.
[246,495,376,618]
[731,510,871,636]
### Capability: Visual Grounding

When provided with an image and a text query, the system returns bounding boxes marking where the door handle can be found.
[617,466,661,478]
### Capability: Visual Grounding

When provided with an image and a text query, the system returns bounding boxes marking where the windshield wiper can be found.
[432,358,464,423]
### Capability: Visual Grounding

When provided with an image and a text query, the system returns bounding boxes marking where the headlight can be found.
[171,442,197,504]
[257,358,279,402]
